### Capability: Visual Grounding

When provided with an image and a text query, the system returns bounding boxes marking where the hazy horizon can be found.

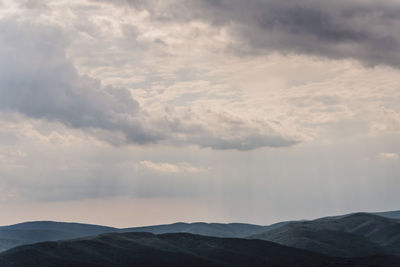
[0,0,399,228]
[1,206,398,229]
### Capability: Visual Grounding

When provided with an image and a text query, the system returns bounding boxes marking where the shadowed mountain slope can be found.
[1,232,399,267]
[249,213,400,258]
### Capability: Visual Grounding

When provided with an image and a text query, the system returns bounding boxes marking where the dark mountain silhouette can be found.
[249,213,400,257]
[1,232,399,267]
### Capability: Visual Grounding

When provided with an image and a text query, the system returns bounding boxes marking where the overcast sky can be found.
[0,0,399,227]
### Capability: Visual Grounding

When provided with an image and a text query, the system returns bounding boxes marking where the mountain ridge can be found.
[1,210,399,256]
[1,231,399,267]
[249,212,400,257]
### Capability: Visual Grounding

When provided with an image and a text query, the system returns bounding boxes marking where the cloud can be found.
[11,1,400,151]
[0,20,164,145]
[377,152,399,160]
[0,147,26,167]
[187,133,297,151]
[139,160,205,174]
[0,17,298,150]
[102,0,400,67]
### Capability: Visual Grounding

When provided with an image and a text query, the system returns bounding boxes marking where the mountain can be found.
[121,222,285,238]
[249,213,400,258]
[0,221,118,252]
[0,221,284,252]
[1,232,399,267]
[1,210,399,255]
[1,221,117,233]
[374,210,400,220]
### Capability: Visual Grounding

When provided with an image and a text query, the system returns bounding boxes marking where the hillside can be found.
[121,222,283,237]
[374,210,400,220]
[1,210,399,257]
[0,221,281,252]
[249,213,400,257]
[0,222,118,252]
[1,232,399,267]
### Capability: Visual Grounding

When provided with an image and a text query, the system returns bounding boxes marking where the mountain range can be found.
[249,212,400,257]
[0,210,399,266]
[0,220,288,252]
[2,232,400,267]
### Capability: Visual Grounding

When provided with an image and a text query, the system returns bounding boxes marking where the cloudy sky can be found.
[0,0,399,227]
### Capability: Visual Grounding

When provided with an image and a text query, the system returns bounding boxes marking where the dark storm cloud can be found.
[102,0,400,67]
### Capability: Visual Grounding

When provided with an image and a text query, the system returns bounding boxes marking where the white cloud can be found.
[377,152,399,160]
[139,160,205,174]
[0,147,26,168]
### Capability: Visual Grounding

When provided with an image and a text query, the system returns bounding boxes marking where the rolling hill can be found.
[0,221,118,252]
[120,221,286,237]
[374,210,400,220]
[0,221,278,252]
[1,232,399,267]
[1,210,399,259]
[249,212,400,257]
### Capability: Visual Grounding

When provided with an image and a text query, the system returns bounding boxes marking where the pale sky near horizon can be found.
[0,0,399,228]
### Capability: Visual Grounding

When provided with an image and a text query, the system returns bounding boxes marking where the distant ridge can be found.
[120,221,284,237]
[249,212,400,257]
[374,210,400,220]
[1,221,117,233]
[0,221,118,252]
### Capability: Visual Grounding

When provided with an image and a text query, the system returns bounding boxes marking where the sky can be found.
[0,0,399,227]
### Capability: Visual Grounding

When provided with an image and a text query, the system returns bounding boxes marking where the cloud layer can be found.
[3,0,400,151]
[107,0,400,67]
[0,18,296,150]
[0,0,399,226]
[0,20,162,145]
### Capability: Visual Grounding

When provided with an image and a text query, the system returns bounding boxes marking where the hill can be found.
[249,213,400,257]
[374,210,400,220]
[1,210,399,255]
[1,232,399,267]
[0,221,281,252]
[0,221,118,252]
[121,222,284,237]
